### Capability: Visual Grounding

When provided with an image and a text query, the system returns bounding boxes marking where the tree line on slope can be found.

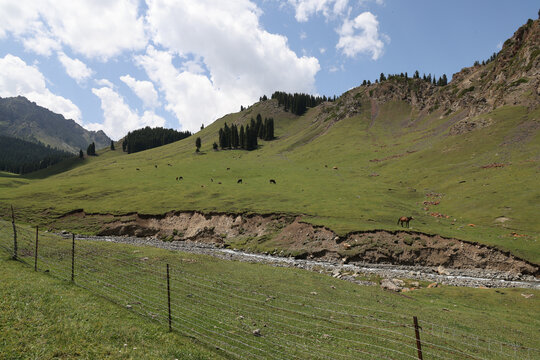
[217,114,274,151]
[0,135,74,174]
[361,71,449,87]
[121,127,192,154]
[270,91,336,116]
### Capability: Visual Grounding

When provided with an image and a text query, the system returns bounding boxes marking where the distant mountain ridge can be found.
[0,96,111,153]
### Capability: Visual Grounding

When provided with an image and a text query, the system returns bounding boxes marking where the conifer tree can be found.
[219,128,225,149]
[195,137,201,152]
[441,74,448,86]
[86,142,96,156]
[110,141,115,150]
[79,149,84,159]
[231,124,239,148]
[213,142,218,151]
[240,125,246,149]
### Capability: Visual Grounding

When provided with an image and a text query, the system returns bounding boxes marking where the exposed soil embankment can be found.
[60,210,539,277]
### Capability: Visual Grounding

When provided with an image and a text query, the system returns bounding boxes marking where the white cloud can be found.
[0,0,147,60]
[22,32,61,56]
[143,0,320,132]
[336,11,387,59]
[120,74,160,109]
[57,51,94,84]
[0,54,82,123]
[288,0,349,22]
[319,47,326,54]
[91,86,165,140]
[95,79,114,88]
[300,31,307,40]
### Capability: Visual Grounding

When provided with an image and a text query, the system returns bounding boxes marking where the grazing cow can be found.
[155,164,158,168]
[136,168,140,171]
[237,179,242,184]
[175,177,178,181]
[218,182,222,184]
[397,216,414,228]
[179,176,183,180]
[227,167,230,170]
[167,163,172,166]
[332,166,338,170]
[269,179,276,184]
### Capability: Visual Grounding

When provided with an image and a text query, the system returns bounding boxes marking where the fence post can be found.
[34,226,39,271]
[11,205,17,260]
[167,263,172,332]
[413,316,423,360]
[71,233,75,282]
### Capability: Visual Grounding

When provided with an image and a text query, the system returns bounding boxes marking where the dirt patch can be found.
[481,163,508,169]
[449,117,493,135]
[369,150,417,162]
[54,210,539,277]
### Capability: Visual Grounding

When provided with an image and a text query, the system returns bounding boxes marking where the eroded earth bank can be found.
[55,210,539,289]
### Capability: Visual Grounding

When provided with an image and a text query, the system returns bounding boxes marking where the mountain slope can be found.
[0,19,538,263]
[0,96,111,153]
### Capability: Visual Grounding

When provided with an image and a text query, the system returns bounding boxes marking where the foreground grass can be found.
[0,100,538,263]
[1,220,539,359]
[0,258,223,360]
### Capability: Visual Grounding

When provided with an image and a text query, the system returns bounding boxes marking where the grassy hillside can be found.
[0,96,538,263]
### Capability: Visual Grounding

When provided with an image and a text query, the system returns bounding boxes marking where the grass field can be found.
[1,219,539,359]
[0,97,538,263]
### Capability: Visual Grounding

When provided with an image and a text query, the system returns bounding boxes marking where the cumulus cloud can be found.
[288,0,349,22]
[0,0,147,60]
[57,51,94,83]
[95,79,114,88]
[120,74,160,109]
[90,86,165,140]
[0,54,82,123]
[143,0,320,131]
[336,12,387,59]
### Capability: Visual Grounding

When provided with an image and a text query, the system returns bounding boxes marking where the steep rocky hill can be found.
[318,18,539,133]
[0,96,111,153]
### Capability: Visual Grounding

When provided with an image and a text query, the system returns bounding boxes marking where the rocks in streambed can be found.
[380,278,405,292]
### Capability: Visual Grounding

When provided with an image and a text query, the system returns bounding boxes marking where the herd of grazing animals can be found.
[139,165,415,229]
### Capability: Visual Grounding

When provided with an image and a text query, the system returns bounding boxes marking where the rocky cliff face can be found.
[322,19,539,126]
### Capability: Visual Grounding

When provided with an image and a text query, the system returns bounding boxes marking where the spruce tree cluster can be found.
[121,127,191,154]
[217,113,274,151]
[363,71,448,87]
[474,52,499,67]
[0,135,73,174]
[86,142,96,156]
[271,91,335,116]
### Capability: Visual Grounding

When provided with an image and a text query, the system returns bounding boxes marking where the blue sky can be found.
[0,0,537,139]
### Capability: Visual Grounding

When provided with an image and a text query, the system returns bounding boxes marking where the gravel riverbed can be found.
[75,234,540,290]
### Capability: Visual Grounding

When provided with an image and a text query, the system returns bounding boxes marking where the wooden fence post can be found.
[11,205,17,260]
[34,226,39,271]
[413,316,423,360]
[71,233,75,282]
[167,263,172,332]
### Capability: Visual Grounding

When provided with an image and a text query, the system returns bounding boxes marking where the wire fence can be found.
[0,214,538,360]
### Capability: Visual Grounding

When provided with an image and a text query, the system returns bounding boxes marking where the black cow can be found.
[237,179,242,184]
[269,179,276,184]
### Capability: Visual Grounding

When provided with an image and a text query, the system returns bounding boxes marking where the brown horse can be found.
[397,216,414,228]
